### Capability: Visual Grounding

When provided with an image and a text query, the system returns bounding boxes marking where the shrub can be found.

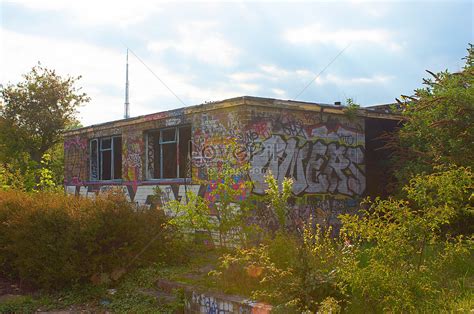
[166,153,252,248]
[340,167,474,312]
[391,44,474,187]
[213,167,473,312]
[213,227,348,312]
[0,189,187,290]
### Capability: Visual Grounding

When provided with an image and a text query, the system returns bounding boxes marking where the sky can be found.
[1,0,472,126]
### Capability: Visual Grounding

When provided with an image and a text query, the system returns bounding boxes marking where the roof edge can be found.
[64,96,402,136]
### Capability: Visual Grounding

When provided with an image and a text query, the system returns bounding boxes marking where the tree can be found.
[392,44,474,184]
[0,64,89,164]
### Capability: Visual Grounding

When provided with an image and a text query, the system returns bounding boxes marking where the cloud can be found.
[0,28,260,125]
[0,28,203,125]
[271,88,287,98]
[315,73,395,85]
[236,83,261,92]
[259,64,291,79]
[147,21,240,67]
[9,0,162,27]
[228,65,320,89]
[0,28,134,125]
[283,23,402,51]
[228,71,263,81]
[347,0,391,17]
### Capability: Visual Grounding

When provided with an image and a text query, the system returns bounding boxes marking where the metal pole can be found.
[124,49,130,119]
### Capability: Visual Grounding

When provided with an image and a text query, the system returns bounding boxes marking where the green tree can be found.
[0,64,88,188]
[392,44,474,184]
[0,64,89,164]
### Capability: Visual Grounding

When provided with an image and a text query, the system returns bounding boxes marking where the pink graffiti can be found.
[204,177,248,204]
[252,121,271,138]
[64,136,87,150]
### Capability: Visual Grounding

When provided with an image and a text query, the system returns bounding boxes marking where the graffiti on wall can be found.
[190,109,365,197]
[249,135,365,196]
[64,136,88,184]
[187,291,271,314]
[123,131,143,192]
[191,111,239,178]
[144,108,184,122]
[66,184,203,208]
[251,195,358,233]
[244,111,365,196]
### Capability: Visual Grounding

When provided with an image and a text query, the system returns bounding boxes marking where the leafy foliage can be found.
[343,98,360,121]
[214,167,473,312]
[0,160,35,191]
[392,44,474,184]
[213,227,349,313]
[0,151,64,192]
[340,167,473,312]
[36,153,58,191]
[0,65,87,189]
[263,172,293,230]
[0,64,89,163]
[166,142,252,247]
[166,188,215,239]
[0,190,187,290]
[212,175,348,312]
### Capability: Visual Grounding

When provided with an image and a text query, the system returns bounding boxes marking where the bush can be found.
[391,44,474,189]
[213,227,348,312]
[213,167,473,312]
[0,189,187,290]
[166,153,252,248]
[340,167,474,312]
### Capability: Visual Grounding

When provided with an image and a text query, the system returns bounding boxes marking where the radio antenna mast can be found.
[124,49,130,119]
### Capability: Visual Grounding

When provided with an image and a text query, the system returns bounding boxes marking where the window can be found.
[90,136,122,181]
[146,126,191,179]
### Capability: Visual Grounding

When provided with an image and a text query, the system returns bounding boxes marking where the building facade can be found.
[64,96,399,228]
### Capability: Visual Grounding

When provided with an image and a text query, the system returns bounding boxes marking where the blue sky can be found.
[1,0,472,126]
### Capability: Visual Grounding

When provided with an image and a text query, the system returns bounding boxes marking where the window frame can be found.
[145,125,191,180]
[89,135,122,181]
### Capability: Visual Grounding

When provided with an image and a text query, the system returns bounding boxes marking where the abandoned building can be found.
[64,96,400,227]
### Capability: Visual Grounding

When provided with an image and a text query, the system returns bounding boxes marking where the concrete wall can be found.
[64,100,368,230]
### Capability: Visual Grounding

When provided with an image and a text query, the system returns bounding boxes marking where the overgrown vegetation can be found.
[339,167,473,312]
[343,98,360,120]
[166,142,253,247]
[213,167,473,312]
[0,265,188,313]
[392,45,474,183]
[0,190,188,290]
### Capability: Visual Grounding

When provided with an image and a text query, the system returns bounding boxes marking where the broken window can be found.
[89,136,122,181]
[146,126,191,179]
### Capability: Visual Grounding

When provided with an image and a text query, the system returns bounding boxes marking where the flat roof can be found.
[64,96,401,136]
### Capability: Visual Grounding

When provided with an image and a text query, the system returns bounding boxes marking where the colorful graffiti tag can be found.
[64,135,88,184]
[122,131,143,192]
[66,184,202,207]
[190,109,366,197]
[249,135,365,196]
